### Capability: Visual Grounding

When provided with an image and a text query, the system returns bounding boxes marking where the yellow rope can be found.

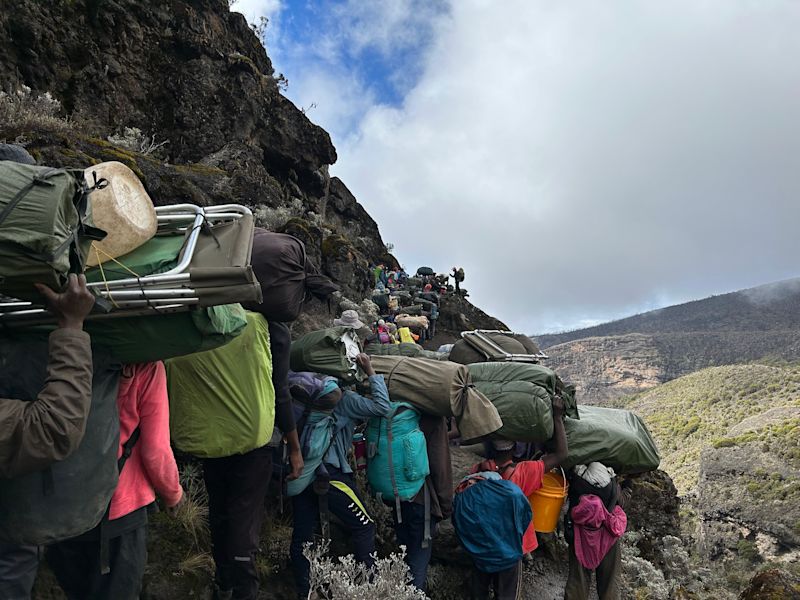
[90,243,143,310]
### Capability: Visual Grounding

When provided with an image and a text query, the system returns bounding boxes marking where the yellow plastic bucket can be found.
[529,468,568,533]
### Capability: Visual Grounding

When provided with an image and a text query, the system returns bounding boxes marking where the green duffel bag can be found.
[366,342,425,357]
[290,326,364,383]
[557,405,660,474]
[86,304,248,363]
[0,161,106,300]
[473,380,554,442]
[398,305,424,316]
[468,362,579,419]
[18,303,248,364]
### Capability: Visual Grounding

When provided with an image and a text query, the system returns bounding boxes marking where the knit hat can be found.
[333,309,365,329]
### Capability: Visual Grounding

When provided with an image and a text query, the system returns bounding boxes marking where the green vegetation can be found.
[625,363,800,493]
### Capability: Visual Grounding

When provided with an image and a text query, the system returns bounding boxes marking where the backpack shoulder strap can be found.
[385,408,403,521]
[117,426,141,472]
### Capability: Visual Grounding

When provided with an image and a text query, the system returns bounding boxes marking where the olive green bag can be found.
[0,161,106,300]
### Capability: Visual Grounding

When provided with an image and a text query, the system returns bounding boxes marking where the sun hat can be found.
[333,309,365,329]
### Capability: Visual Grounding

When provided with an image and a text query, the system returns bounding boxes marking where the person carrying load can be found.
[465,396,568,599]
[0,274,95,600]
[287,353,391,600]
[563,463,632,600]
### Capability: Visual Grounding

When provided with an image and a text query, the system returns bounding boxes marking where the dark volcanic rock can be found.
[0,0,335,175]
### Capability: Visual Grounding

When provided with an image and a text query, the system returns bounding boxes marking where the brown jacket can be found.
[0,328,93,478]
[414,415,454,520]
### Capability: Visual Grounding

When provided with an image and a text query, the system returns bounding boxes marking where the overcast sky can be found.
[234,0,800,334]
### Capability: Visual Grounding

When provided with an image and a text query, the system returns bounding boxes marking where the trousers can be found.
[564,539,621,600]
[391,501,437,591]
[469,560,522,600]
[289,474,375,598]
[203,445,273,600]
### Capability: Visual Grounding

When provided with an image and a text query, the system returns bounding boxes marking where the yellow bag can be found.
[398,326,415,344]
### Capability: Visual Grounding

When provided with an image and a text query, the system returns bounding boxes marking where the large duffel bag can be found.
[166,312,275,458]
[244,228,339,322]
[369,355,502,443]
[469,362,557,393]
[398,304,424,316]
[20,303,247,364]
[395,314,429,330]
[473,380,554,442]
[468,362,579,419]
[290,326,364,383]
[0,339,121,545]
[0,161,106,300]
[366,342,448,361]
[557,405,660,474]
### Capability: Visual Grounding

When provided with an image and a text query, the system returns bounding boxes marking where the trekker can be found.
[563,464,632,600]
[166,312,303,600]
[452,267,465,293]
[0,274,95,600]
[288,354,391,599]
[47,361,185,600]
[390,415,453,592]
[0,274,96,478]
[468,396,568,600]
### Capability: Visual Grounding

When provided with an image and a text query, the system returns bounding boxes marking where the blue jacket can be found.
[324,375,391,474]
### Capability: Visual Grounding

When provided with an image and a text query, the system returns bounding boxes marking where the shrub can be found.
[304,540,425,600]
[0,85,73,137]
[107,126,169,156]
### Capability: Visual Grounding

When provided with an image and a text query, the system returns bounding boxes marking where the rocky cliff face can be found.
[543,334,666,404]
[0,0,494,331]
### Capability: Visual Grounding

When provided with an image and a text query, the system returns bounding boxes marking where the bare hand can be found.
[287,447,304,481]
[164,490,186,518]
[552,395,565,416]
[355,353,375,376]
[34,274,95,330]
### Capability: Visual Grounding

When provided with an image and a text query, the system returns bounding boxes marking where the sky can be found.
[233,0,800,335]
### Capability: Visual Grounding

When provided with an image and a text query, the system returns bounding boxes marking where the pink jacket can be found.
[571,494,627,570]
[109,362,182,520]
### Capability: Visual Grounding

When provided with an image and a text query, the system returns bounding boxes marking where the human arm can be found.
[135,363,183,508]
[0,275,96,478]
[542,395,568,472]
[268,321,304,480]
[337,354,392,419]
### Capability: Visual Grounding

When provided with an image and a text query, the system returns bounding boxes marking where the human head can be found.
[491,439,516,462]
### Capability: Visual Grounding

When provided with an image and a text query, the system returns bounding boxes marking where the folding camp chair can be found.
[459,330,549,362]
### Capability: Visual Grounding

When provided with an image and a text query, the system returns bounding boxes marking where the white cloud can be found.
[326,0,800,333]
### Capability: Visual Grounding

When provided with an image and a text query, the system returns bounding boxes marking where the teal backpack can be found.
[366,401,430,512]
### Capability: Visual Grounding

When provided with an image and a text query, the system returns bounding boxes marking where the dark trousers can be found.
[391,501,437,591]
[564,540,621,600]
[469,560,522,600]
[0,543,39,600]
[289,475,376,598]
[203,445,273,600]
[46,524,147,600]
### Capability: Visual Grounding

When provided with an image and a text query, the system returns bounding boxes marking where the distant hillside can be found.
[621,363,800,570]
[536,278,800,348]
[535,278,800,403]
